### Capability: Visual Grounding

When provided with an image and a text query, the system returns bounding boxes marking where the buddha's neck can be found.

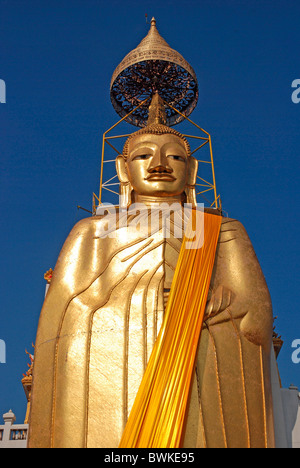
[133,193,184,207]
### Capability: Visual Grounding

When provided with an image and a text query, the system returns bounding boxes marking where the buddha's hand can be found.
[204,285,233,320]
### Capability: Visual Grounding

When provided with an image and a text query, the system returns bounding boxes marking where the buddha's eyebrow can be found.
[129,142,157,158]
[130,142,156,151]
[164,143,186,153]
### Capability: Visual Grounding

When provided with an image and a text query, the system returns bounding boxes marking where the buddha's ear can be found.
[116,155,129,183]
[116,155,132,209]
[185,156,198,207]
[187,156,198,186]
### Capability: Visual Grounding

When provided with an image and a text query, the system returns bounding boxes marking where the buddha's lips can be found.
[145,174,176,181]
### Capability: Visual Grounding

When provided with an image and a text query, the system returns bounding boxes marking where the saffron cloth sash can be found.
[119,211,222,448]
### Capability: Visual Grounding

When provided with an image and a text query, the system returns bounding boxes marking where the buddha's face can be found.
[118,133,193,198]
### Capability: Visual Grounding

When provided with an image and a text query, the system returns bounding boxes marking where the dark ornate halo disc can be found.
[110,18,199,128]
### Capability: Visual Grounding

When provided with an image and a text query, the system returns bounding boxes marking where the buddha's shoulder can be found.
[219,215,250,242]
[65,213,113,237]
[204,208,247,235]
[67,209,126,239]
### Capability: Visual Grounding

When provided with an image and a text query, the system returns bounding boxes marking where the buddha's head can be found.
[116,123,198,208]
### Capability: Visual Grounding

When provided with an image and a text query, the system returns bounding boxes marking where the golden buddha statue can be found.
[28,20,275,449]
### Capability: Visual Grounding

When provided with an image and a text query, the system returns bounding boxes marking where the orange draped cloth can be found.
[119,211,222,448]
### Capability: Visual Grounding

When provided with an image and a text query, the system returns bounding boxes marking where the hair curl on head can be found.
[122,124,191,159]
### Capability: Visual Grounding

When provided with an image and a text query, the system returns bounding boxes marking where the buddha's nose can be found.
[148,150,173,173]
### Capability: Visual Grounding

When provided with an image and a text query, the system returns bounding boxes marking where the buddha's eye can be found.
[168,155,185,162]
[132,154,152,161]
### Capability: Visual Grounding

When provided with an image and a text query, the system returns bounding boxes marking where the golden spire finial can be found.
[138,16,170,49]
[147,92,167,126]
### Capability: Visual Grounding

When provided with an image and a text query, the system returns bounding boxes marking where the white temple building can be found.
[0,411,28,449]
[270,351,300,448]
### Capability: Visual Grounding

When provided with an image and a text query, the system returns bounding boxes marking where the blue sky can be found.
[0,0,299,423]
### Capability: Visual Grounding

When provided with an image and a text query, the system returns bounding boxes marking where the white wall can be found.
[0,411,28,449]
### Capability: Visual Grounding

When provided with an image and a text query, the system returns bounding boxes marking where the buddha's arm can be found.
[35,217,101,344]
[30,216,103,447]
[205,219,273,350]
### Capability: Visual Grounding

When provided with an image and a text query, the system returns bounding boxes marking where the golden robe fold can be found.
[119,211,222,448]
